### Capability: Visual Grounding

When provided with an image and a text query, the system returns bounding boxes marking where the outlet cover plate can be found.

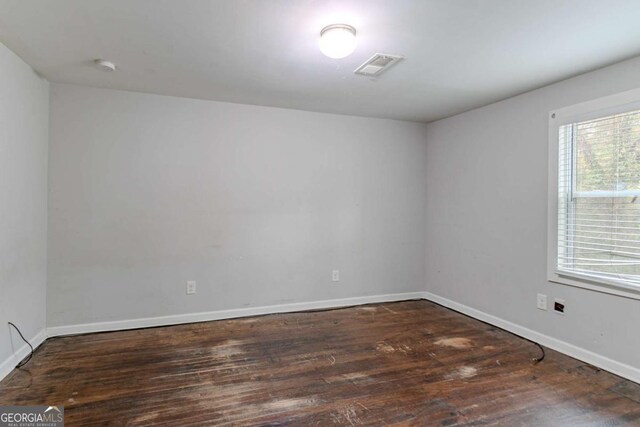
[537,293,547,311]
[186,281,197,295]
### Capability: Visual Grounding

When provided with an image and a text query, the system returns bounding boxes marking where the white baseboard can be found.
[422,291,640,384]
[8,292,637,386]
[0,329,47,382]
[46,292,425,337]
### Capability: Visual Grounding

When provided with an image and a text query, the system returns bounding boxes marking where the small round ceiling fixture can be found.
[94,59,116,72]
[319,24,356,59]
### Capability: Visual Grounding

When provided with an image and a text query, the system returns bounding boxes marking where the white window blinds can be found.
[558,109,640,287]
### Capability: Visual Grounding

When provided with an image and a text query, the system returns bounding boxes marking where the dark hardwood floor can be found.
[1,300,639,426]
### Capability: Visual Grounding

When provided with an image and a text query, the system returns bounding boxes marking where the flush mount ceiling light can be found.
[319,24,356,59]
[94,59,116,72]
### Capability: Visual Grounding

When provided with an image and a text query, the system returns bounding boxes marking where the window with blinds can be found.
[557,109,640,287]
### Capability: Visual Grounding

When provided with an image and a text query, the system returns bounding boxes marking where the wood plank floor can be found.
[1,300,639,426]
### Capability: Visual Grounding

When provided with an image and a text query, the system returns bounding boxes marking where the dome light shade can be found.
[319,24,356,59]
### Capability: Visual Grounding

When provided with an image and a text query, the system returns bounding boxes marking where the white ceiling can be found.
[1,0,640,122]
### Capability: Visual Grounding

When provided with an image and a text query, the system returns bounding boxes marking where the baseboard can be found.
[0,329,47,382]
[46,292,425,337]
[422,291,640,384]
[20,291,640,386]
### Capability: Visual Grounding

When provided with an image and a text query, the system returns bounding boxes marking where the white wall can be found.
[26,44,640,381]
[425,56,640,372]
[47,84,428,328]
[0,43,49,372]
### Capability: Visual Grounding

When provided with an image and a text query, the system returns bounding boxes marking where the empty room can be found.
[1,0,640,425]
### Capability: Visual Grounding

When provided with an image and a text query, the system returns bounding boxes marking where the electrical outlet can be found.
[332,270,340,282]
[537,293,547,311]
[186,281,197,295]
[554,298,565,315]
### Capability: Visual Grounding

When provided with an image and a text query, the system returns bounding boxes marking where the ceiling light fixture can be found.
[94,59,116,72]
[319,24,356,59]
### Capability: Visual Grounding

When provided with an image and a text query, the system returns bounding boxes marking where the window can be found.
[549,89,640,298]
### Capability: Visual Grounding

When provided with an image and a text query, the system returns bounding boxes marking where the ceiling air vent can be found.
[354,53,404,77]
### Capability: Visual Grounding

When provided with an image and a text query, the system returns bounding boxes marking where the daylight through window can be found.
[557,109,640,287]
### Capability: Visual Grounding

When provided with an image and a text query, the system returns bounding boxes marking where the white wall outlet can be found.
[186,281,197,295]
[554,298,566,315]
[536,293,547,311]
[332,270,340,282]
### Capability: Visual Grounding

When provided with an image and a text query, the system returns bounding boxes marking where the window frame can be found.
[547,88,640,300]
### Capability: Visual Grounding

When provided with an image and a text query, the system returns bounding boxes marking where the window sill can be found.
[548,270,640,301]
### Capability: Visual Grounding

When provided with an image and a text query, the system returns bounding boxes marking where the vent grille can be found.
[354,53,404,77]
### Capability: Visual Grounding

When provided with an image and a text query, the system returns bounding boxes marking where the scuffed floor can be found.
[1,300,639,425]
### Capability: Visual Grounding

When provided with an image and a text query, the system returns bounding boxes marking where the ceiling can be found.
[1,0,640,122]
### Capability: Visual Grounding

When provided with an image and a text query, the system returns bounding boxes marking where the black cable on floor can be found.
[8,322,34,368]
[240,298,547,364]
[423,300,546,365]
[531,341,546,364]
